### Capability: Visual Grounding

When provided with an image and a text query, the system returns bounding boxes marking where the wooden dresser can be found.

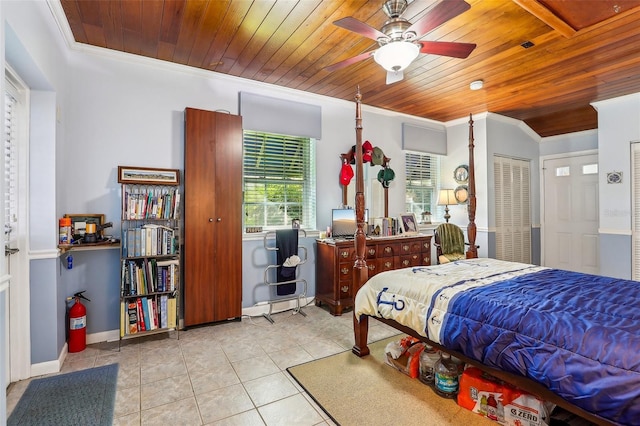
[315,234,432,316]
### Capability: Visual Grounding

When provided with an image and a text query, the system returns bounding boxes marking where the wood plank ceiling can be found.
[59,0,640,137]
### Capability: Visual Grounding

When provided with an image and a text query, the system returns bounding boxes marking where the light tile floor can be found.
[6,305,399,425]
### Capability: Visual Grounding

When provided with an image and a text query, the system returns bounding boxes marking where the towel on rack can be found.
[276,229,298,295]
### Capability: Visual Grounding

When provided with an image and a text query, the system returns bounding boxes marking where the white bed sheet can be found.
[354,258,547,343]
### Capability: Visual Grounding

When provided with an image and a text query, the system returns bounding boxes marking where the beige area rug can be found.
[288,336,494,426]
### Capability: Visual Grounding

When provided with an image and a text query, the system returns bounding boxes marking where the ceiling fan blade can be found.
[386,70,404,85]
[325,51,375,73]
[333,17,388,41]
[404,0,471,40]
[419,41,476,58]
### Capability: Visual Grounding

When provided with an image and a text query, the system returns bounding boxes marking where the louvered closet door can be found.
[494,156,531,263]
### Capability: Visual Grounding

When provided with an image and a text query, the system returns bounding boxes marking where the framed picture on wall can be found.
[117,166,180,185]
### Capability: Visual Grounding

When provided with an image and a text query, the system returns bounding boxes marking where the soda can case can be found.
[457,367,554,426]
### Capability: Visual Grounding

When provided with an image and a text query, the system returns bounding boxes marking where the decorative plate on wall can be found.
[454,185,469,204]
[454,164,469,184]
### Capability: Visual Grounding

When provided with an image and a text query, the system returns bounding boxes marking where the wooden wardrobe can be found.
[183,108,243,327]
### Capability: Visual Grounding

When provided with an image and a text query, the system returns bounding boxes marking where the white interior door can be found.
[542,154,599,274]
[4,67,30,385]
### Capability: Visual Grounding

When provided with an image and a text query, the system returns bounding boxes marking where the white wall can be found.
[593,93,640,278]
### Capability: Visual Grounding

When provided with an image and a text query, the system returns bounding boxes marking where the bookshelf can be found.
[119,182,181,342]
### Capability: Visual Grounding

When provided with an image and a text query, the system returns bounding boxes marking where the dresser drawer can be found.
[338,262,353,282]
[337,246,354,261]
[377,242,400,258]
[377,257,396,273]
[400,240,423,255]
[399,253,422,268]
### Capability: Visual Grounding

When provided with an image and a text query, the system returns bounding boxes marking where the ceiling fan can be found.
[326,0,476,84]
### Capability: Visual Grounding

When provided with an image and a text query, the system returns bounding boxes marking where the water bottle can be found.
[419,344,440,385]
[434,352,459,398]
[67,254,73,270]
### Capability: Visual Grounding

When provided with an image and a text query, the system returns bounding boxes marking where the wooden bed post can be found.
[352,87,370,357]
[466,114,478,259]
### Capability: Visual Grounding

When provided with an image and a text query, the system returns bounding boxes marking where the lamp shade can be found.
[373,41,420,72]
[437,189,457,205]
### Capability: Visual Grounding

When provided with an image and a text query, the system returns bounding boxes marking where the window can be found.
[243,131,316,230]
[405,152,441,221]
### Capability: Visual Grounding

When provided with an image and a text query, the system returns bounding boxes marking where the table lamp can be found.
[437,189,457,223]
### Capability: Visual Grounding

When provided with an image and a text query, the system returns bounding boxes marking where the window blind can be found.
[240,92,322,139]
[4,89,18,246]
[405,152,441,219]
[243,131,316,229]
[402,123,447,155]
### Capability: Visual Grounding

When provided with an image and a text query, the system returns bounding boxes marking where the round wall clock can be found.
[454,164,469,184]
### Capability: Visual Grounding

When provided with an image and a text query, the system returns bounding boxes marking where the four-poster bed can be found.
[349,89,639,426]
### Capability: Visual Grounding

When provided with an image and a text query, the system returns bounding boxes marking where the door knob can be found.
[209,218,213,222]
[217,218,222,222]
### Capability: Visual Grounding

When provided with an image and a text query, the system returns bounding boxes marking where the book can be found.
[167,297,177,329]
[146,297,155,330]
[172,188,180,219]
[140,228,146,256]
[147,227,153,256]
[134,228,142,257]
[150,227,158,255]
[120,301,125,337]
[160,295,168,328]
[152,298,159,329]
[127,301,138,334]
[136,298,146,331]
[121,229,128,258]
[127,229,135,258]
[122,261,131,296]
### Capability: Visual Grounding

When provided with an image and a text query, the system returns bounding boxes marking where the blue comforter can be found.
[354,259,640,425]
[440,268,640,425]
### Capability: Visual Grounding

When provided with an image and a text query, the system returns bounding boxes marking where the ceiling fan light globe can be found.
[373,41,419,72]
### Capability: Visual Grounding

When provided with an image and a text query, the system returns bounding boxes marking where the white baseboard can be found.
[91,329,120,344]
[30,344,66,377]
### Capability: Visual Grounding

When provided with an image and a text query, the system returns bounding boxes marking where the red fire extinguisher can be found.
[67,291,90,353]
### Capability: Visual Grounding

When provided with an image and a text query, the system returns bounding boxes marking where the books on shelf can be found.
[121,225,176,258]
[120,181,180,339]
[121,258,179,296]
[122,186,180,220]
[371,217,400,236]
[120,295,177,335]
